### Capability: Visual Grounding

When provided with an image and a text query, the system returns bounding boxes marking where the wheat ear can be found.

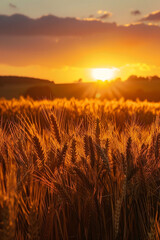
[50,114,61,144]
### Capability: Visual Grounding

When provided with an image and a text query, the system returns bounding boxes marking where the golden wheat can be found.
[0,98,159,240]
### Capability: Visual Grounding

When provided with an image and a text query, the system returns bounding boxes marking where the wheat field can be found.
[0,97,160,240]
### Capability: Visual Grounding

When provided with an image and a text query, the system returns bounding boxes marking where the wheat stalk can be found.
[50,114,61,144]
[88,136,95,168]
[71,138,77,164]
[84,135,89,158]
[32,135,45,169]
[95,118,100,145]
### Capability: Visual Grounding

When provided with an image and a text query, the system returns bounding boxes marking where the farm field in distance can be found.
[0,98,160,239]
[1,75,160,101]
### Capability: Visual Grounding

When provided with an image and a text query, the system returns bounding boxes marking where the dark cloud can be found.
[9,3,17,9]
[98,13,111,20]
[0,14,117,36]
[140,11,160,22]
[0,14,160,38]
[131,10,141,15]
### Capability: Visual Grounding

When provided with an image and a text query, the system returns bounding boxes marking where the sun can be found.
[91,68,118,81]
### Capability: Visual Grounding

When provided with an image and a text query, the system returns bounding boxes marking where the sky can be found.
[0,0,160,82]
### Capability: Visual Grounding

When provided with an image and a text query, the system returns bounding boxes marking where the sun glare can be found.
[91,68,118,81]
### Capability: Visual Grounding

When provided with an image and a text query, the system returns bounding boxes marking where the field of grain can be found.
[0,97,160,240]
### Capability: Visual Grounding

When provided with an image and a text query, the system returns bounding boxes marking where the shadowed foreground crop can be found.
[0,98,160,240]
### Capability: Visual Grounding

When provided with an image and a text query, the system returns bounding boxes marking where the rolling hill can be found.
[0,75,160,101]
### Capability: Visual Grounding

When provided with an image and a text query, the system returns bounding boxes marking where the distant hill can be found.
[0,75,160,101]
[0,76,55,99]
[0,76,54,86]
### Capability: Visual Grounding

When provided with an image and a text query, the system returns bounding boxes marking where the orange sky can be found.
[0,13,160,82]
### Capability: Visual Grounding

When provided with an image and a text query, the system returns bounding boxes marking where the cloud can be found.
[131,10,141,16]
[0,14,160,70]
[140,10,160,22]
[97,10,112,20]
[97,10,103,14]
[98,12,112,20]
[0,14,159,38]
[0,14,117,36]
[9,3,17,9]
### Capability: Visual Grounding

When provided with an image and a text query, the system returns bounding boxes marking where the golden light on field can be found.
[91,68,119,81]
